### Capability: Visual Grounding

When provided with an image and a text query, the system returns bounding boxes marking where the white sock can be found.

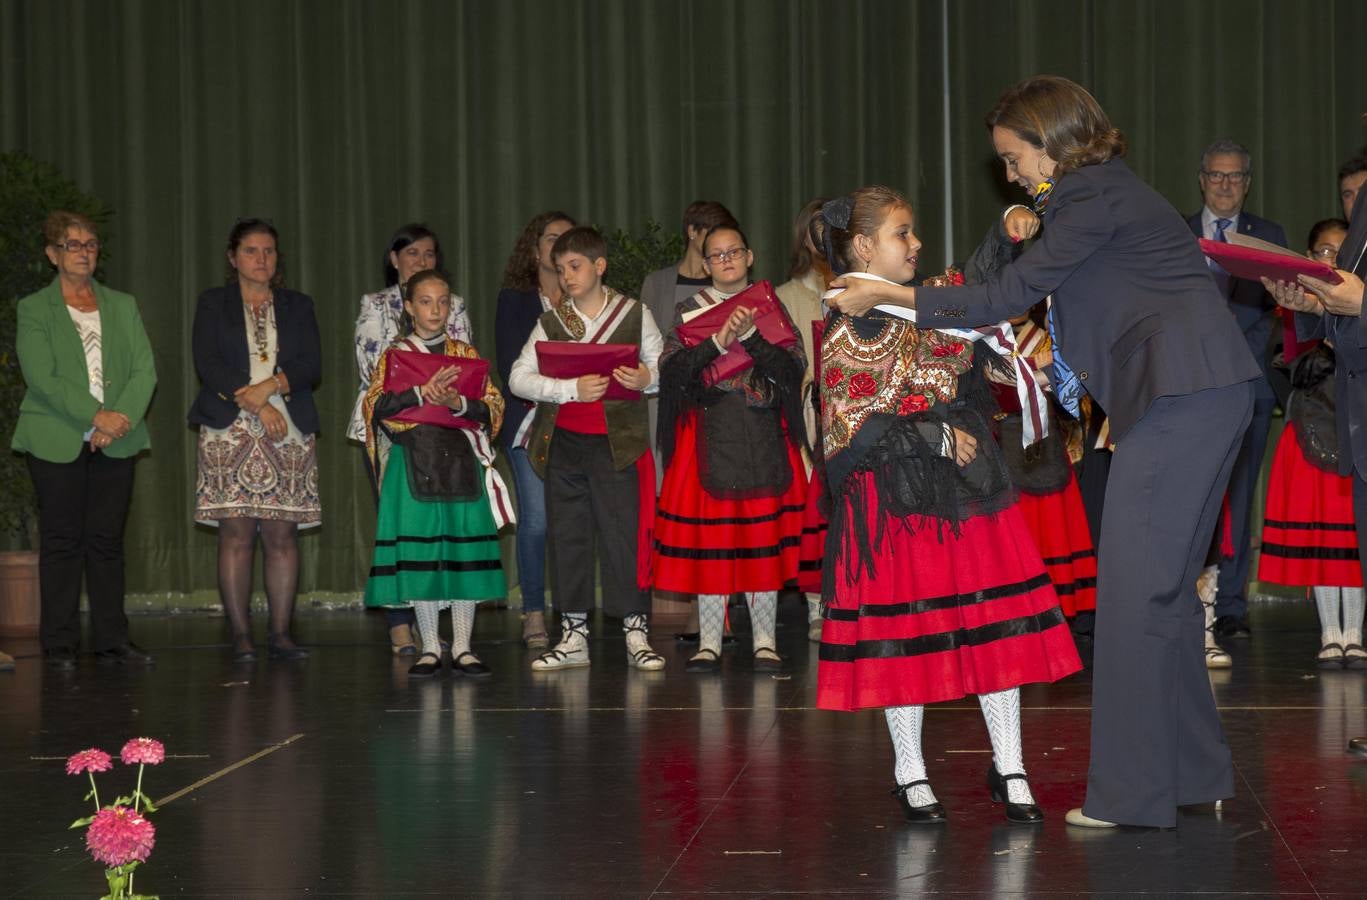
[979,688,1034,805]
[747,591,778,653]
[559,612,589,650]
[807,594,821,624]
[697,595,727,656]
[1343,587,1365,645]
[1314,586,1345,646]
[414,603,442,659]
[885,705,935,806]
[449,602,475,658]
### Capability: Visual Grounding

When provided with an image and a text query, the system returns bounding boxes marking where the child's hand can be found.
[715,306,755,347]
[612,363,651,392]
[1004,207,1040,243]
[421,366,457,403]
[576,374,610,402]
[949,426,978,466]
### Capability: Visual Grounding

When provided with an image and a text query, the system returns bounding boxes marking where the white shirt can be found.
[1201,206,1240,241]
[509,293,662,405]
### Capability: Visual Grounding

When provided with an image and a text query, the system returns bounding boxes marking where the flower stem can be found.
[88,772,100,812]
[134,764,145,814]
[127,866,134,898]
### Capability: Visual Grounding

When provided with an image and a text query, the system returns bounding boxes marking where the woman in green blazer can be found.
[11,211,157,669]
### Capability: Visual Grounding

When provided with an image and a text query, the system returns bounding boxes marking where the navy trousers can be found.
[1083,381,1253,827]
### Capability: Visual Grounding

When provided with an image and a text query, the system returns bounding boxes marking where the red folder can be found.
[535,341,642,401]
[382,350,489,429]
[674,281,798,385]
[1199,238,1343,286]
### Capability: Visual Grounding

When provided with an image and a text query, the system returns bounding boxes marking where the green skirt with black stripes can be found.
[364,444,505,606]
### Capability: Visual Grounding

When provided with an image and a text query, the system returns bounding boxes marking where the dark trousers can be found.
[1214,389,1274,617]
[545,430,649,618]
[27,449,136,653]
[1084,381,1253,827]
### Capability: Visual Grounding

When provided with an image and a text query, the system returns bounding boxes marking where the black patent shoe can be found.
[231,633,256,663]
[987,764,1044,824]
[95,643,155,666]
[45,648,77,670]
[408,653,443,678]
[1347,737,1367,758]
[891,780,946,824]
[451,651,492,679]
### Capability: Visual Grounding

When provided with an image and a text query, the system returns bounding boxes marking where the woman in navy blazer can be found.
[832,76,1259,829]
[188,219,321,662]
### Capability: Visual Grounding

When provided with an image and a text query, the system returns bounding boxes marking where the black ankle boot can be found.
[891,780,946,824]
[987,764,1043,824]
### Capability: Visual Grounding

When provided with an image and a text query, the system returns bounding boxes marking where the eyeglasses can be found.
[55,239,100,253]
[1201,170,1249,186]
[706,247,748,264]
[1310,246,1340,260]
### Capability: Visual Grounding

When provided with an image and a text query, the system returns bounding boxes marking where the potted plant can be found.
[0,152,110,636]
[604,219,684,300]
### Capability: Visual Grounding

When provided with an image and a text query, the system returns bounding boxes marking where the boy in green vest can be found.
[508,227,666,671]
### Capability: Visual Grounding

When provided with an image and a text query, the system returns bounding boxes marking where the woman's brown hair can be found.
[986,75,1127,176]
[501,210,576,291]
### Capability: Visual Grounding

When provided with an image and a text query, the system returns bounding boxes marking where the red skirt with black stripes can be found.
[1015,472,1097,616]
[1257,426,1361,588]
[653,414,807,594]
[796,467,828,595]
[817,473,1083,712]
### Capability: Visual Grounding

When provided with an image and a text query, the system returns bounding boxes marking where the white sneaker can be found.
[1065,807,1116,828]
[531,628,590,671]
[1205,645,1232,669]
[624,616,665,671]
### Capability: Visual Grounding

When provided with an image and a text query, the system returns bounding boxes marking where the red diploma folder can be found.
[535,342,642,401]
[1199,237,1343,286]
[382,350,490,429]
[674,280,798,385]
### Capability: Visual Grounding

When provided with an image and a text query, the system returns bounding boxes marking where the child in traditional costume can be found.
[363,269,509,678]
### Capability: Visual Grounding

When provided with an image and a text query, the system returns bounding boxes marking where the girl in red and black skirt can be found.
[655,224,808,673]
[1258,218,1365,669]
[814,187,1081,824]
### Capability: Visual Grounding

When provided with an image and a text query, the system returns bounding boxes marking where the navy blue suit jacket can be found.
[494,287,542,450]
[187,284,322,433]
[918,158,1259,440]
[1186,210,1286,400]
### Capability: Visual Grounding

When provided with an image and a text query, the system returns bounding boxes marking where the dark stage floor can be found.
[1,599,1364,898]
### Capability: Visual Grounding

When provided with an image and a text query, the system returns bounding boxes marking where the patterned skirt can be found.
[1258,427,1361,588]
[364,445,505,606]
[817,472,1082,712]
[1015,472,1098,616]
[195,410,320,526]
[653,414,806,594]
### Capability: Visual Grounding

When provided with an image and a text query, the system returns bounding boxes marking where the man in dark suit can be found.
[1268,150,1367,761]
[1188,139,1288,641]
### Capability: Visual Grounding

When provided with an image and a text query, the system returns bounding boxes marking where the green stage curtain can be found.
[1,0,1364,596]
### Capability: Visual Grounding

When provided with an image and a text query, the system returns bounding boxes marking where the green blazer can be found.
[11,278,157,462]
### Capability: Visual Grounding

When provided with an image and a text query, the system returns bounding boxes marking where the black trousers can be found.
[545,430,649,618]
[1084,380,1253,827]
[27,448,137,653]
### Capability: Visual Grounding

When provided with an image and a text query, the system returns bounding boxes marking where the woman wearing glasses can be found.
[12,210,157,670]
[654,223,808,673]
[189,218,321,662]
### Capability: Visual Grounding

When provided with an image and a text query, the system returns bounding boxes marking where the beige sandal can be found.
[522,612,549,650]
[389,623,417,656]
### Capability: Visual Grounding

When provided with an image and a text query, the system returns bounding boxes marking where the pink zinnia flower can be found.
[66,749,113,776]
[85,806,156,867]
[120,738,165,766]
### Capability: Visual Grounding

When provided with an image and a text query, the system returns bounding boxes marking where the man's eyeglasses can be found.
[706,247,748,264]
[1202,170,1249,186]
[54,239,100,254]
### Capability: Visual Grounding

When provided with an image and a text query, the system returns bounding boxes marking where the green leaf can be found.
[69,815,95,829]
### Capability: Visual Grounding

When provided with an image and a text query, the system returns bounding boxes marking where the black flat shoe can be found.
[1348,737,1367,758]
[408,653,442,678]
[95,643,155,666]
[451,651,492,679]
[891,780,946,824]
[987,764,1044,824]
[44,648,77,670]
[266,640,309,661]
[685,648,721,674]
[231,634,256,663]
[752,647,784,672]
[1213,614,1251,639]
